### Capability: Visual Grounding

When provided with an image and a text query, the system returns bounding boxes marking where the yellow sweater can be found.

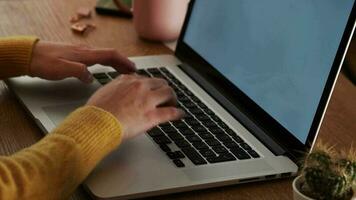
[0,37,123,199]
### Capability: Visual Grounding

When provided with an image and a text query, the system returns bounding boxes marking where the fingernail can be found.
[129,61,136,70]
[83,73,93,84]
[178,109,186,118]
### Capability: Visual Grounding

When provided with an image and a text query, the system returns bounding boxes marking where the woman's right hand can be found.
[87,74,185,141]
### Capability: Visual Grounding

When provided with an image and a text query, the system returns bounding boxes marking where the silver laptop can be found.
[7,0,356,199]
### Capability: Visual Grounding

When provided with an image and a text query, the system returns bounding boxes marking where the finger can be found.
[146,107,185,127]
[68,47,136,73]
[143,78,169,90]
[149,86,177,107]
[56,59,93,83]
[110,74,148,87]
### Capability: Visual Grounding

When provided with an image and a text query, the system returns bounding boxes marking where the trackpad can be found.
[42,102,85,126]
[184,160,273,181]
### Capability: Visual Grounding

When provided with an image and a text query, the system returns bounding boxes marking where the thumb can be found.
[58,59,93,83]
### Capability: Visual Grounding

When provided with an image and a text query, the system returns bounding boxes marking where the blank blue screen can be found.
[184,0,353,143]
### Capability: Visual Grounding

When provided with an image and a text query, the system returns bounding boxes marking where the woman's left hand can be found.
[29,41,136,83]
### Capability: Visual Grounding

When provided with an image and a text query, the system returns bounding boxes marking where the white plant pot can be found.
[293,176,315,200]
[293,175,356,200]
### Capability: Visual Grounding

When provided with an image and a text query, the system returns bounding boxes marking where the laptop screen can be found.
[183,0,354,143]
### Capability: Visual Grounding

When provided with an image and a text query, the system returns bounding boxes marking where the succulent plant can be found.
[300,142,356,200]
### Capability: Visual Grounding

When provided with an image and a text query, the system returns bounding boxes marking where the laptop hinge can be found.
[178,63,289,156]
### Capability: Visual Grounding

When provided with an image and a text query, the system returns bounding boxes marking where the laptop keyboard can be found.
[93,67,260,168]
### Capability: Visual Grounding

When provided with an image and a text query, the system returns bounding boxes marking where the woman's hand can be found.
[30,41,136,83]
[87,74,185,141]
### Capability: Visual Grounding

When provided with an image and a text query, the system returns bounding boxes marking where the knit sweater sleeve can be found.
[0,106,123,200]
[0,36,38,79]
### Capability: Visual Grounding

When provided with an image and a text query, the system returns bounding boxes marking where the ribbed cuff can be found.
[0,36,39,78]
[51,106,123,167]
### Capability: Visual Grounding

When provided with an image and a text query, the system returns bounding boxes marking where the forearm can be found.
[0,36,38,79]
[0,106,122,200]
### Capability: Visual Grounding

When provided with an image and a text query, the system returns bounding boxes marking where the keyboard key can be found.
[197,102,208,109]
[240,142,252,150]
[93,73,109,79]
[201,120,217,128]
[212,146,228,154]
[205,139,221,146]
[204,109,215,116]
[167,151,185,159]
[159,67,169,73]
[192,125,207,133]
[184,114,194,120]
[159,122,171,128]
[218,122,229,129]
[230,134,244,143]
[166,131,184,141]
[176,90,185,98]
[199,149,216,158]
[207,152,236,163]
[153,135,172,144]
[108,71,119,79]
[173,159,185,168]
[171,77,182,85]
[181,147,207,165]
[153,73,167,79]
[172,121,188,129]
[147,128,164,137]
[192,141,209,150]
[159,144,171,152]
[190,96,200,103]
[136,69,151,77]
[230,147,251,160]
[179,96,191,102]
[215,134,233,142]
[196,115,211,121]
[177,102,185,109]
[162,68,173,76]
[186,135,202,143]
[161,126,177,133]
[198,132,214,139]
[171,84,180,91]
[185,104,197,110]
[175,139,191,148]
[211,115,222,122]
[147,68,161,74]
[209,127,225,135]
[224,141,239,149]
[185,119,200,126]
[190,108,204,115]
[180,128,195,136]
[97,77,111,85]
[167,152,176,159]
[247,150,260,158]
[177,82,187,89]
[185,90,194,96]
[226,129,244,143]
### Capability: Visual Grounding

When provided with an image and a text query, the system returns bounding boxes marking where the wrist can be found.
[51,106,123,166]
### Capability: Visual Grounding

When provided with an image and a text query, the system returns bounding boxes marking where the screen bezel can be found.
[175,0,356,155]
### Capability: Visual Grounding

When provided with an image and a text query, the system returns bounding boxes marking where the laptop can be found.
[7,0,356,199]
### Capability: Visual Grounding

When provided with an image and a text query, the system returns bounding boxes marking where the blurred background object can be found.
[133,0,189,42]
[96,0,132,17]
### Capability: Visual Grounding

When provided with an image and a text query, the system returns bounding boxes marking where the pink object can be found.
[133,0,189,42]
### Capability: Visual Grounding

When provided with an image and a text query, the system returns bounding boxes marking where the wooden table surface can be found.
[0,0,355,199]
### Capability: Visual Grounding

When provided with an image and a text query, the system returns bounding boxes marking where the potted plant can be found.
[293,142,356,200]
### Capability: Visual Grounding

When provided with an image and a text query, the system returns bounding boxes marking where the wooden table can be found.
[0,0,355,199]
